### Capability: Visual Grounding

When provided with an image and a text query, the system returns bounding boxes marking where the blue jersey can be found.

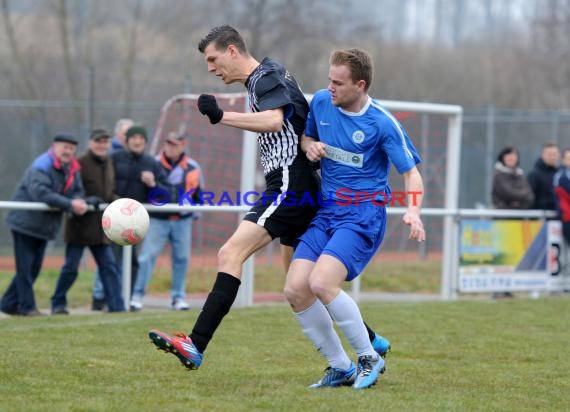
[305,89,421,203]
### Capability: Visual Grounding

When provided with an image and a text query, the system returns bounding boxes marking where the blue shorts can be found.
[293,203,386,281]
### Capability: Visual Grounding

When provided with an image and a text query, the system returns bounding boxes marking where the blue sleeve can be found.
[381,120,421,174]
[304,96,319,141]
[27,168,72,210]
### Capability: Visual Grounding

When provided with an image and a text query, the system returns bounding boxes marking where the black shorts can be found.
[243,156,320,247]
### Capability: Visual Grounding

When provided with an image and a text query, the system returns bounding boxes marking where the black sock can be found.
[363,321,376,342]
[189,272,241,354]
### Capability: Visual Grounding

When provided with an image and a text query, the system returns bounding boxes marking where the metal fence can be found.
[1,100,570,254]
[461,107,570,208]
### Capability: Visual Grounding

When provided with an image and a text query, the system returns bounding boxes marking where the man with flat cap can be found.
[1,134,87,316]
[91,125,165,307]
[51,129,125,314]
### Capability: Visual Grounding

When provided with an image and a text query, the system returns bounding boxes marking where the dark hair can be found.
[198,25,248,54]
[542,141,559,151]
[329,48,373,91]
[497,146,518,166]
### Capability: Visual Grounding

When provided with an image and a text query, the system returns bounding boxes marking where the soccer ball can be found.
[102,198,149,246]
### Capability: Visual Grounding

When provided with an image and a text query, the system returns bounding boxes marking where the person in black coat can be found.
[491,147,534,209]
[527,142,560,210]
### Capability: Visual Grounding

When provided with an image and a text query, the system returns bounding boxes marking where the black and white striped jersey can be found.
[245,57,309,175]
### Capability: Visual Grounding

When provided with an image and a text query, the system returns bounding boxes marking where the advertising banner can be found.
[459,219,552,292]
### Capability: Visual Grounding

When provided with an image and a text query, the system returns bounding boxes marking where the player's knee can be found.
[217,243,232,266]
[309,278,334,302]
[283,282,300,303]
[284,282,311,309]
[217,241,243,267]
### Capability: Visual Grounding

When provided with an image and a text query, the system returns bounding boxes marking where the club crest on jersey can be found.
[352,130,365,144]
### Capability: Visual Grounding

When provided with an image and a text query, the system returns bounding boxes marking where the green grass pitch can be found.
[1,298,569,411]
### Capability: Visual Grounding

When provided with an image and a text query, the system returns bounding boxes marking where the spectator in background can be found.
[528,142,560,210]
[553,149,570,294]
[50,129,125,314]
[553,149,570,244]
[110,118,134,153]
[91,126,165,308]
[130,132,203,312]
[0,135,87,316]
[491,147,534,209]
[90,117,134,310]
[491,146,534,299]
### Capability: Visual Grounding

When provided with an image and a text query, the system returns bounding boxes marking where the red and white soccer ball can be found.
[102,198,149,246]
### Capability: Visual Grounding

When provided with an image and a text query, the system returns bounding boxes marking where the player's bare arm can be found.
[198,93,285,133]
[301,134,326,162]
[221,109,284,133]
[402,166,426,242]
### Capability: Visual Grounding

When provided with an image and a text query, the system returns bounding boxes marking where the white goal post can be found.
[345,98,464,301]
[236,94,464,304]
[237,94,464,304]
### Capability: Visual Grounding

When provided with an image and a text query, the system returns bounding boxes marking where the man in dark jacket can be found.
[130,133,203,311]
[1,135,87,316]
[50,129,125,314]
[528,142,560,210]
[91,125,164,306]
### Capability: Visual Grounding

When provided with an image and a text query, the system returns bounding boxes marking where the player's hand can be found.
[71,198,88,216]
[306,141,326,162]
[403,211,425,242]
[198,94,224,124]
[141,171,156,187]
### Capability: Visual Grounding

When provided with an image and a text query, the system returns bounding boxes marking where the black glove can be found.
[198,94,224,124]
[85,196,104,210]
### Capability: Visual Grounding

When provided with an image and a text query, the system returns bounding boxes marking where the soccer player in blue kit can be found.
[283,48,426,389]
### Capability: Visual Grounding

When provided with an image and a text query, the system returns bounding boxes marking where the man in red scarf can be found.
[51,129,125,314]
[1,134,87,316]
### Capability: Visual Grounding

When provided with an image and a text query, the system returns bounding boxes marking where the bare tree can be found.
[123,0,143,117]
[241,0,267,57]
[451,0,465,47]
[1,0,40,99]
[54,0,79,101]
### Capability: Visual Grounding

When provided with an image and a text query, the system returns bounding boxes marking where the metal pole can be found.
[485,105,495,208]
[122,245,132,309]
[441,111,463,300]
[419,113,429,261]
[550,111,559,144]
[235,96,257,307]
[84,65,94,141]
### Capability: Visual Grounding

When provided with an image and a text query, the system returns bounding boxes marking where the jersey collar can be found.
[338,96,372,117]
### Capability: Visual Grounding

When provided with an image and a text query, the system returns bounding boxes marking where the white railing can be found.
[0,201,558,306]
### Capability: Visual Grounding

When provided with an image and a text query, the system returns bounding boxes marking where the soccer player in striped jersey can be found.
[284,48,426,389]
[148,26,389,371]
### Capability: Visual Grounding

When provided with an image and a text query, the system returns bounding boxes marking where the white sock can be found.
[294,299,352,370]
[325,290,377,358]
